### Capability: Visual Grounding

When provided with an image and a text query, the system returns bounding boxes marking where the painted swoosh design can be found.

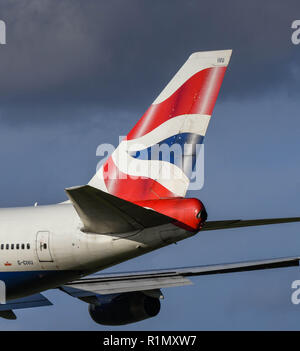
[124,114,209,151]
[127,66,226,140]
[129,133,204,178]
[88,51,230,202]
[103,156,176,201]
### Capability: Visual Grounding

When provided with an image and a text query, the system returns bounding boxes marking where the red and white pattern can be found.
[89,50,232,203]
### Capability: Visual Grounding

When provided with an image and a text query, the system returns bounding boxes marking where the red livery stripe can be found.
[127,66,226,140]
[103,156,175,202]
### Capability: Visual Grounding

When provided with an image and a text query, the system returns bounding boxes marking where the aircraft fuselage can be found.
[0,204,194,300]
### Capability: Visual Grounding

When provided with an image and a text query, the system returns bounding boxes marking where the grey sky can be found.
[0,0,300,330]
[0,0,299,110]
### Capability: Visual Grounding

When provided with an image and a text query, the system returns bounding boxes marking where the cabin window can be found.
[0,243,31,249]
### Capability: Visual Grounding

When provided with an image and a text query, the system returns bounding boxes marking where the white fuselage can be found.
[0,204,194,300]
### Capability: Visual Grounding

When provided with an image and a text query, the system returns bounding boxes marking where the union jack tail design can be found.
[89,50,232,202]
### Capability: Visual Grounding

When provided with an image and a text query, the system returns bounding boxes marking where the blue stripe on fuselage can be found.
[0,270,83,300]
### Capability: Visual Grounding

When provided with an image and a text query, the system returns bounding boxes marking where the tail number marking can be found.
[17,260,34,266]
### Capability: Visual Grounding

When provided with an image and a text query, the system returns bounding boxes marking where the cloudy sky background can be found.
[0,0,300,330]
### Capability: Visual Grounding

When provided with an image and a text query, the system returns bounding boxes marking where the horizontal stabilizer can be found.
[202,217,300,231]
[65,185,174,234]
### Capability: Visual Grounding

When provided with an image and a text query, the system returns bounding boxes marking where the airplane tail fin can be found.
[89,50,232,202]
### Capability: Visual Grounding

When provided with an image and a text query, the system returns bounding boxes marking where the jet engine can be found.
[88,291,161,326]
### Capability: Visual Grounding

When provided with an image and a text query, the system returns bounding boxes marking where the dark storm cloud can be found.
[0,0,299,120]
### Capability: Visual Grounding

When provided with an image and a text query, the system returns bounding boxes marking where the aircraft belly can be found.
[0,270,83,300]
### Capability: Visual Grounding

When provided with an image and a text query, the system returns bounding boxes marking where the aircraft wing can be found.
[202,218,300,231]
[60,256,300,297]
[0,293,52,320]
[65,185,174,234]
